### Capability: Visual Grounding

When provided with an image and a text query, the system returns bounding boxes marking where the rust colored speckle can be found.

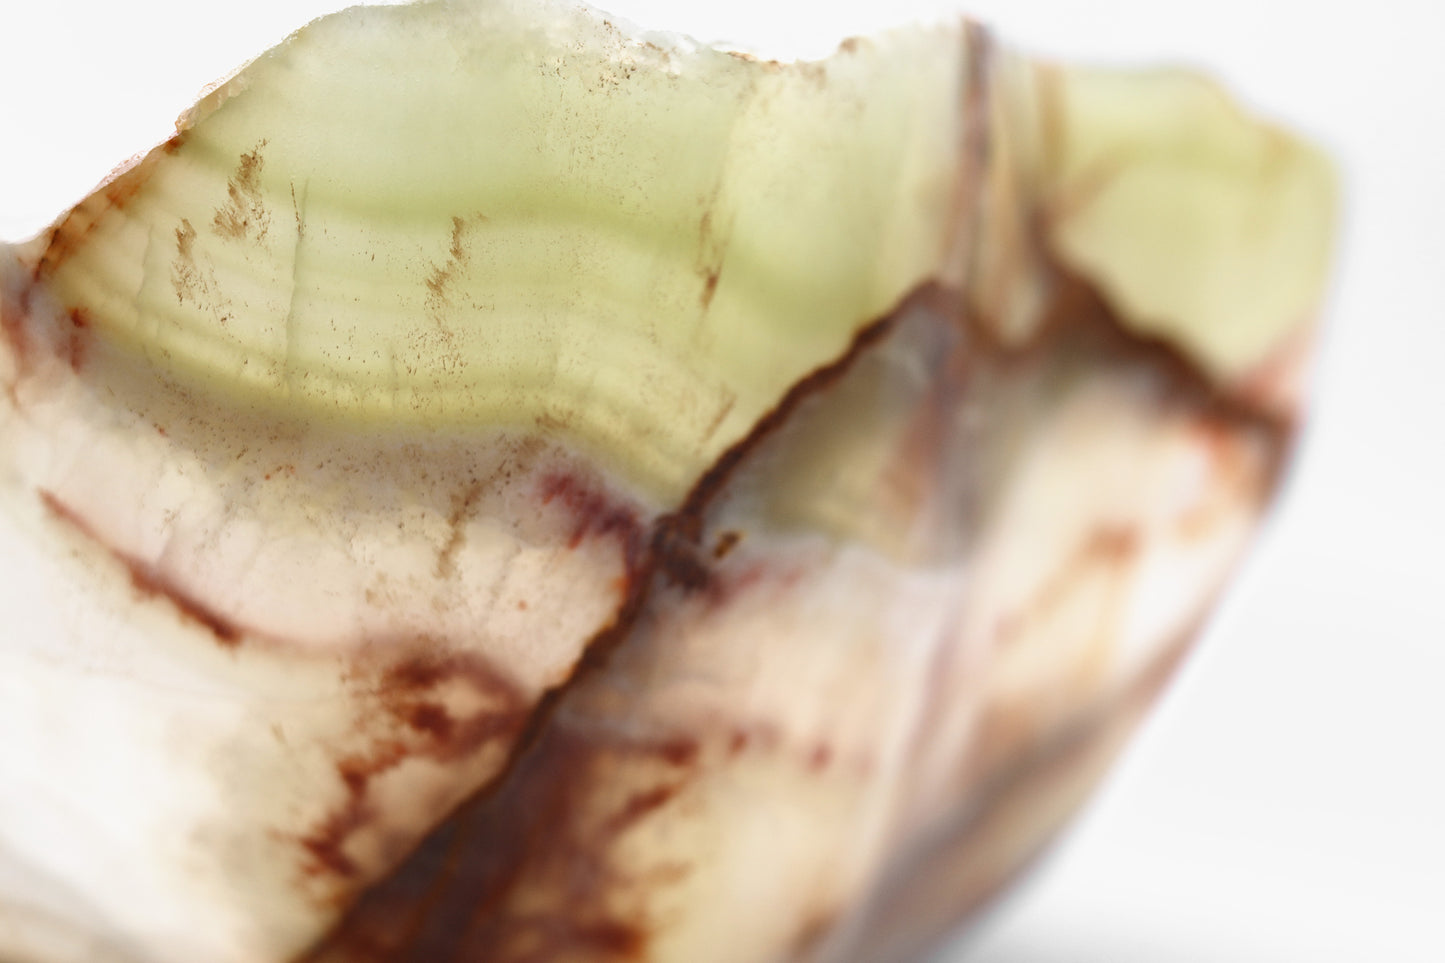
[171,219,206,307]
[37,490,244,647]
[213,141,271,241]
[423,217,468,302]
[422,214,488,320]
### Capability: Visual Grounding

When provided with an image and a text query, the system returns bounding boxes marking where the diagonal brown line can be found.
[293,286,924,963]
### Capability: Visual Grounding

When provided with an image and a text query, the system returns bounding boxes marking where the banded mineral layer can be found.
[0,2,1334,962]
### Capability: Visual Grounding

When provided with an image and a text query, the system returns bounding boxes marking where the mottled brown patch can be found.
[212,142,271,241]
[302,744,407,879]
[401,703,455,741]
[377,652,529,764]
[651,516,711,592]
[299,652,528,884]
[301,723,698,963]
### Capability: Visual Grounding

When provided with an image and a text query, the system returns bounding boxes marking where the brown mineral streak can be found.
[295,299,914,963]
[435,481,485,579]
[36,489,244,646]
[2,44,1296,957]
[295,245,1297,960]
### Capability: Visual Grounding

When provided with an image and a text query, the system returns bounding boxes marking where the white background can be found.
[3,2,1442,961]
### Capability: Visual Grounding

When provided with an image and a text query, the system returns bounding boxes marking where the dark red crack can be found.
[294,293,917,963]
[38,489,244,646]
[977,258,1296,492]
[292,247,1301,961]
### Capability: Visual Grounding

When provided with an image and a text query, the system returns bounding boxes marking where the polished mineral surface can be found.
[0,1,1333,961]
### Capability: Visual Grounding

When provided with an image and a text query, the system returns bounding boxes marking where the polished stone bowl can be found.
[0,2,1333,961]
